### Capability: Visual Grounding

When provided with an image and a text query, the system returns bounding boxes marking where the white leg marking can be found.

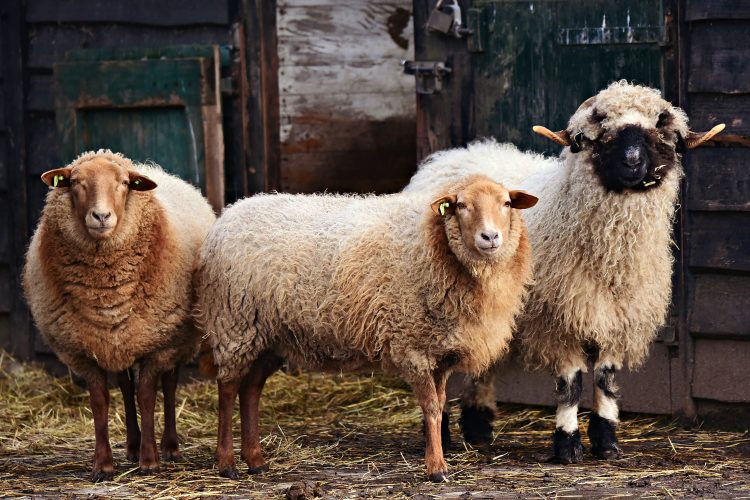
[556,404,579,433]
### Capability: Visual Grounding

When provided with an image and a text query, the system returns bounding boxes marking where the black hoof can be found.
[161,449,182,462]
[219,467,240,480]
[588,413,622,460]
[552,428,585,464]
[126,452,139,463]
[428,471,448,483]
[459,404,494,448]
[91,470,114,483]
[248,463,269,475]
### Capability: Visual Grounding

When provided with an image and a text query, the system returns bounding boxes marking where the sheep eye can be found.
[456,202,467,209]
[656,111,671,128]
[503,201,511,208]
[122,180,129,186]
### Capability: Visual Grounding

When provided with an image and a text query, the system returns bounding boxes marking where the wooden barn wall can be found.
[1,0,244,362]
[682,0,750,415]
[276,0,416,194]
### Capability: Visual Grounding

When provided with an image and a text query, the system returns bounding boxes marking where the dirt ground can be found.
[1,352,748,499]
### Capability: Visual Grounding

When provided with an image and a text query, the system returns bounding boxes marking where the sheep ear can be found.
[128,171,158,191]
[41,167,73,188]
[686,123,725,149]
[532,126,571,147]
[430,194,458,217]
[509,190,538,209]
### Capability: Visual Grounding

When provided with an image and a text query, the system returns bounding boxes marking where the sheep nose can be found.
[480,231,499,243]
[92,211,112,223]
[623,147,643,168]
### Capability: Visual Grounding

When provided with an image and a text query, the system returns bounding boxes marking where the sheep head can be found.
[40,151,157,240]
[431,175,537,264]
[532,80,725,193]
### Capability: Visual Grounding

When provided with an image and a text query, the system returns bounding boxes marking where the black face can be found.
[577,112,682,193]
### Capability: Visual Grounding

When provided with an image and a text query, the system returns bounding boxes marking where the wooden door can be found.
[54,45,227,211]
[412,0,680,414]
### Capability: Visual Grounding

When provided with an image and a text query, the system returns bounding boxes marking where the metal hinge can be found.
[402,60,452,95]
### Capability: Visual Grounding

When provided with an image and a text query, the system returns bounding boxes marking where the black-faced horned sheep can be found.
[195,176,537,482]
[23,150,216,480]
[405,81,724,463]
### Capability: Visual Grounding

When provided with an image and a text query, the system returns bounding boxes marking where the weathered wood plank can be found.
[278,3,412,42]
[686,0,750,21]
[687,212,750,272]
[28,74,54,112]
[0,265,9,314]
[281,92,414,123]
[687,148,750,211]
[693,339,750,402]
[28,24,231,71]
[689,273,750,338]
[279,0,406,6]
[0,315,9,352]
[0,194,9,262]
[280,147,415,194]
[688,21,750,93]
[688,93,750,144]
[26,0,229,26]
[0,135,7,192]
[279,64,414,96]
[278,35,412,68]
[280,116,414,155]
[27,114,60,175]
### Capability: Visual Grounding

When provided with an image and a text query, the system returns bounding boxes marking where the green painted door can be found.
[54,45,229,210]
[413,0,674,157]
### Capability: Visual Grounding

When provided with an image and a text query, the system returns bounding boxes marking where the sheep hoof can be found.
[459,405,494,449]
[91,469,114,483]
[592,442,623,460]
[428,471,449,483]
[161,448,182,462]
[138,464,161,475]
[219,467,240,480]
[126,452,139,463]
[551,429,585,464]
[248,463,269,475]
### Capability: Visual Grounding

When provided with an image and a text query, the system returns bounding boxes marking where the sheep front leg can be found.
[216,378,240,479]
[137,372,160,473]
[161,367,181,461]
[239,351,282,474]
[552,366,585,464]
[459,369,496,448]
[88,368,114,482]
[588,358,623,459]
[116,368,141,462]
[411,374,449,482]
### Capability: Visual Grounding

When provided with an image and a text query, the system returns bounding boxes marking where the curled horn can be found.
[532,126,571,147]
[686,123,726,149]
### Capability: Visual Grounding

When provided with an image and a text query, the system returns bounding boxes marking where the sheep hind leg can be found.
[551,367,585,464]
[239,351,282,474]
[458,369,496,449]
[411,373,449,482]
[216,378,240,479]
[588,359,622,459]
[160,367,181,461]
[89,368,114,482]
[116,368,140,462]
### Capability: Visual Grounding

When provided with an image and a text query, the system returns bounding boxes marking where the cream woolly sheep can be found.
[23,150,216,481]
[196,175,537,482]
[405,81,724,463]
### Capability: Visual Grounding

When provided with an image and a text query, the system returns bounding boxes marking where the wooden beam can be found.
[240,0,281,193]
[1,0,32,359]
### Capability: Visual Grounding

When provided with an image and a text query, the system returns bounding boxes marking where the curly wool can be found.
[405,81,686,371]
[195,180,532,383]
[23,150,216,380]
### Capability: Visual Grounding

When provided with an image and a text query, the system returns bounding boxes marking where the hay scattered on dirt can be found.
[1,349,748,499]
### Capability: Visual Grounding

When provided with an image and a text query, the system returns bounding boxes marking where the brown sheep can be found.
[195,175,537,481]
[23,150,215,481]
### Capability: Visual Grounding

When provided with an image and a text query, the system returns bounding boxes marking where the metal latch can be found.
[402,60,452,94]
[427,0,473,39]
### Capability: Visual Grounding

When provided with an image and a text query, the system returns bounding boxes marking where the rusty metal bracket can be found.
[402,60,452,94]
